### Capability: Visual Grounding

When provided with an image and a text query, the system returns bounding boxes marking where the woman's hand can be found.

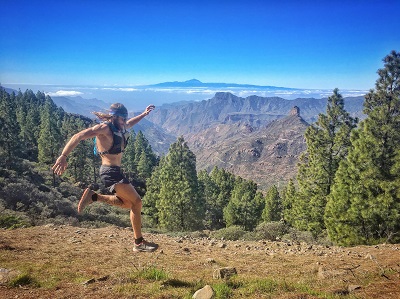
[52,155,68,176]
[144,104,155,115]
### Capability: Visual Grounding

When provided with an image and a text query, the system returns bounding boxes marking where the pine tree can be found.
[60,114,91,182]
[142,157,165,227]
[156,137,205,231]
[122,130,137,180]
[38,97,62,165]
[326,50,400,245]
[198,166,236,229]
[133,131,147,168]
[198,169,220,229]
[16,90,42,160]
[132,131,157,180]
[0,87,21,168]
[223,177,263,231]
[281,179,297,225]
[262,185,282,222]
[295,88,357,236]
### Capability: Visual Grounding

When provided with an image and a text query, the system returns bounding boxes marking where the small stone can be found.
[97,275,109,282]
[213,267,237,279]
[206,258,216,264]
[193,285,214,299]
[348,285,361,292]
[82,278,96,285]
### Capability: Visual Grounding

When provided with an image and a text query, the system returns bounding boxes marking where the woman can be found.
[52,103,157,252]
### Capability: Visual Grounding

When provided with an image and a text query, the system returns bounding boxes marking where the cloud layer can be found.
[46,90,83,97]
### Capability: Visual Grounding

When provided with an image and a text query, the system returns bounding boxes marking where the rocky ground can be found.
[0,225,399,298]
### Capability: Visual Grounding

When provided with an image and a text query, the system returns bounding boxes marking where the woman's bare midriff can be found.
[100,153,123,167]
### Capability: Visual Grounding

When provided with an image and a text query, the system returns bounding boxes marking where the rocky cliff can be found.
[185,106,309,190]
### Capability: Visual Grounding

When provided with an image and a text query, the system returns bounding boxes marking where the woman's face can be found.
[114,116,126,130]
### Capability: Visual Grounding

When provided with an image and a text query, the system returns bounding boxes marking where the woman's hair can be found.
[93,103,128,121]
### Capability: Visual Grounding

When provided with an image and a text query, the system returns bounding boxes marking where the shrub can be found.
[253,221,288,241]
[210,225,247,241]
[9,273,39,287]
[282,227,315,244]
[0,214,30,229]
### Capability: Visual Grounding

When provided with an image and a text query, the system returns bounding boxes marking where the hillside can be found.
[186,107,309,190]
[1,225,399,298]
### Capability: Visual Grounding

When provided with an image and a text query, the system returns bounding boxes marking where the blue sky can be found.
[1,0,399,90]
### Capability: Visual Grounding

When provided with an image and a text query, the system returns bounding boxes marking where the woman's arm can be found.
[52,123,108,176]
[125,104,155,129]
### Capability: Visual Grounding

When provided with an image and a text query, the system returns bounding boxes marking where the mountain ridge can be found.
[146,92,365,136]
[147,79,297,90]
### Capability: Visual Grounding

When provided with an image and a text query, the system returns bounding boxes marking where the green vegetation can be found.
[8,273,39,288]
[325,50,400,245]
[0,214,30,229]
[289,88,358,237]
[1,50,399,246]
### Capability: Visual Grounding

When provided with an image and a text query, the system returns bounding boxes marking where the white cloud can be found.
[46,90,84,97]
[101,87,138,92]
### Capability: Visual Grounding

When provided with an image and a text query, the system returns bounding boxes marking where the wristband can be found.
[61,154,68,158]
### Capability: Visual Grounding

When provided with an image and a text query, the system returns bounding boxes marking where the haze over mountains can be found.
[3,79,367,111]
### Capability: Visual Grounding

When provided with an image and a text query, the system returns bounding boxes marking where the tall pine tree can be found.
[223,177,263,231]
[262,185,282,222]
[0,88,21,168]
[326,50,400,245]
[142,156,165,227]
[281,179,297,225]
[156,137,205,231]
[294,88,357,236]
[38,97,62,165]
[198,166,236,230]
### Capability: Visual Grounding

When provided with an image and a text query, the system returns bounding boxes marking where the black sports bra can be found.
[95,122,130,155]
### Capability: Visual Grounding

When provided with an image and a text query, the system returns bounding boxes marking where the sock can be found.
[91,193,98,201]
[135,236,144,245]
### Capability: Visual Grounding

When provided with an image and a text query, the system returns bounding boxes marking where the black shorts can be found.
[99,165,130,193]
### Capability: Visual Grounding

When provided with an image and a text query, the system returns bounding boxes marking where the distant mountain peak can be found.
[289,106,300,117]
[148,79,295,90]
[184,79,202,84]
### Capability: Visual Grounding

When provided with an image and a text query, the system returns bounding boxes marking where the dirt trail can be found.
[1,225,399,298]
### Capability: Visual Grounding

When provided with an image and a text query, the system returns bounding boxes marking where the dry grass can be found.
[0,225,399,298]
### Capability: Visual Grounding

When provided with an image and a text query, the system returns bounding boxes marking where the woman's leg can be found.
[78,188,131,213]
[78,185,157,252]
[113,183,143,239]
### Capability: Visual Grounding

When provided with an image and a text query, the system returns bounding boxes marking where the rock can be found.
[217,243,227,248]
[82,278,96,285]
[348,285,361,292]
[206,258,216,264]
[97,275,109,282]
[365,253,376,260]
[193,285,214,299]
[213,267,237,279]
[0,268,20,285]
